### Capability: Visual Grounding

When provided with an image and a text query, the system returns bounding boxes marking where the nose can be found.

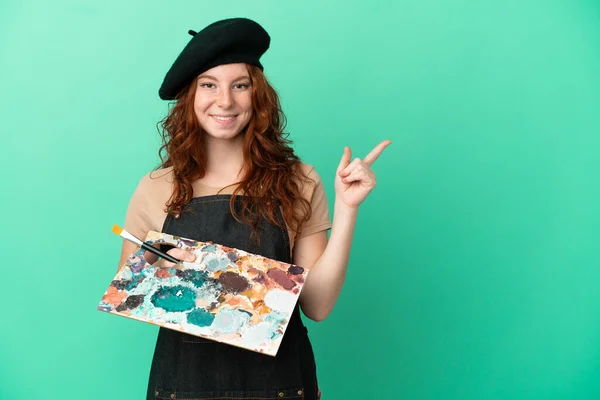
[216,88,233,108]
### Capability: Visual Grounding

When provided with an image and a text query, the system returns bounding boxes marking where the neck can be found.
[203,134,246,183]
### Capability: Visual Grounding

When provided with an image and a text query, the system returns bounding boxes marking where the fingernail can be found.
[186,254,196,262]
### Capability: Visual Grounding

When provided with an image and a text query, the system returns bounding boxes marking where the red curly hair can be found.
[156,64,312,243]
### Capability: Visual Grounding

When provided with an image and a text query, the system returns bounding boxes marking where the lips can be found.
[212,115,237,120]
[211,114,237,126]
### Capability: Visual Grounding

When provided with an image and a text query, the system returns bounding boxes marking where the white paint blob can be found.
[242,322,272,347]
[264,289,296,312]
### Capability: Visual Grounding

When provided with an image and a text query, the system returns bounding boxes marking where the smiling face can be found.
[194,63,253,141]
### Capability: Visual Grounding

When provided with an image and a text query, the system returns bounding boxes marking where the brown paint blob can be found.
[267,268,296,290]
[218,271,249,293]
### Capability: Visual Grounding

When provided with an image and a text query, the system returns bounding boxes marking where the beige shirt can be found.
[124,163,331,257]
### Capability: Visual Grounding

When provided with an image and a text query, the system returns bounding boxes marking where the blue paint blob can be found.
[201,244,217,253]
[187,308,215,327]
[206,257,230,272]
[265,311,287,324]
[270,329,283,340]
[151,285,196,312]
[126,274,145,291]
[263,311,286,340]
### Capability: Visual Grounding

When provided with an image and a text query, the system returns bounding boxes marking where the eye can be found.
[199,82,215,89]
[234,83,250,89]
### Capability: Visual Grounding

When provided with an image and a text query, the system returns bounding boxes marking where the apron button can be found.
[154,391,159,396]
[297,389,303,395]
[278,392,284,398]
[170,394,176,399]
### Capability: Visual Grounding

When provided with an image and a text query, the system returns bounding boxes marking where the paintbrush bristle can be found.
[112,224,123,236]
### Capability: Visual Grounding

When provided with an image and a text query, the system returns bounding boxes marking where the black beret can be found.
[159,18,271,100]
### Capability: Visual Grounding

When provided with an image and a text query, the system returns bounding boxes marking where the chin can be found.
[205,130,244,140]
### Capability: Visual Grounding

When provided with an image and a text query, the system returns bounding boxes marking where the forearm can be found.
[300,198,358,321]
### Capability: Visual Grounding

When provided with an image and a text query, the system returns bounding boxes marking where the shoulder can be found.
[129,167,175,210]
[294,162,324,186]
[135,167,175,193]
[125,168,172,238]
[292,162,328,206]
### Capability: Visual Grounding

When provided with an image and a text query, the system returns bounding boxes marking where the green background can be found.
[1,0,599,398]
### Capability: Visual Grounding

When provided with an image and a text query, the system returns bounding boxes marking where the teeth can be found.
[213,116,235,121]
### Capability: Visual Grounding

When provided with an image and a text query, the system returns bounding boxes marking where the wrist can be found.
[334,198,359,216]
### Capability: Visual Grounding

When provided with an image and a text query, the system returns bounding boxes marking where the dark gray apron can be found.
[146,195,319,400]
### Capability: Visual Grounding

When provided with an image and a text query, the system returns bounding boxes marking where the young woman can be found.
[118,17,390,400]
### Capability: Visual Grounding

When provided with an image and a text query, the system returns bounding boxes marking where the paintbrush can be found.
[112,224,184,268]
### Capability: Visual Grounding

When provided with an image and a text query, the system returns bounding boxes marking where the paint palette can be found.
[97,231,308,356]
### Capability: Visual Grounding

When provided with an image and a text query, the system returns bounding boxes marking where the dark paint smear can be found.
[238,309,253,317]
[226,251,239,262]
[218,272,249,293]
[111,275,145,291]
[111,280,131,290]
[176,269,209,288]
[267,269,296,290]
[116,303,128,312]
[288,265,304,275]
[180,238,196,247]
[125,295,145,309]
[151,285,196,312]
[187,308,215,327]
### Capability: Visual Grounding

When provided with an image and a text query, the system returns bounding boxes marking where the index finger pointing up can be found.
[363,140,392,166]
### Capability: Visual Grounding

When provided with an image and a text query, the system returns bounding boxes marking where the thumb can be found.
[167,247,197,262]
[336,146,352,173]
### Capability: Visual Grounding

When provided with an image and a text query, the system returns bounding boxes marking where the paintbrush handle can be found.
[141,242,182,265]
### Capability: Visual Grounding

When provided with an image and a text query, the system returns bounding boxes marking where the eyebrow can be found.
[198,74,250,81]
